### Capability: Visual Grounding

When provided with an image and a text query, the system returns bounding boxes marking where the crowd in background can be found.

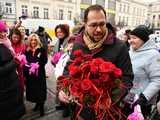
[1,4,160,120]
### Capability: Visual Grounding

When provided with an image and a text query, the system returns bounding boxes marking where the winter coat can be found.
[69,32,134,97]
[52,38,68,54]
[23,47,48,103]
[12,43,26,55]
[12,43,26,96]
[129,37,160,102]
[64,32,134,120]
[0,44,25,120]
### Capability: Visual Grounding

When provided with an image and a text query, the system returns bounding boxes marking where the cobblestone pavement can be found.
[21,56,70,120]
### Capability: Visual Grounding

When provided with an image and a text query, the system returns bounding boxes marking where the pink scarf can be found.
[29,63,39,76]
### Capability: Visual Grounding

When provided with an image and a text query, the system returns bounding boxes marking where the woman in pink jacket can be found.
[9,28,26,97]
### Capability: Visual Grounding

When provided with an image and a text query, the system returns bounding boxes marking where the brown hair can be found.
[55,24,70,39]
[9,28,23,45]
[84,4,106,23]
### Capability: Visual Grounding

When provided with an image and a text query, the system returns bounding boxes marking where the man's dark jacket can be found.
[64,31,134,120]
[70,32,133,95]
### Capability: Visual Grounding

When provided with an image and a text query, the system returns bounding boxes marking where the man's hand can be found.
[58,90,69,103]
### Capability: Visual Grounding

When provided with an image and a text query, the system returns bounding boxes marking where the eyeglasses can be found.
[87,22,106,29]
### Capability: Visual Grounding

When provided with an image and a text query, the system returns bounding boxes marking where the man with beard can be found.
[58,4,134,120]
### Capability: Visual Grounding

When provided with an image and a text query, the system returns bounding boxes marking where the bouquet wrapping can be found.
[51,51,64,65]
[58,50,127,120]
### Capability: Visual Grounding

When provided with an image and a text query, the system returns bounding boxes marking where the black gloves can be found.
[133,93,151,117]
[133,93,148,106]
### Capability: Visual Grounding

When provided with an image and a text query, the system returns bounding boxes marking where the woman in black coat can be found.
[23,33,48,116]
[0,42,25,119]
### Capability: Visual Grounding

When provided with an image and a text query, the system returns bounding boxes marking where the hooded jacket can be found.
[129,37,160,102]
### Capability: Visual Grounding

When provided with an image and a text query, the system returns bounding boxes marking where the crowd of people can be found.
[0,4,160,120]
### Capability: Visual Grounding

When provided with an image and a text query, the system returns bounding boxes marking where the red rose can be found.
[63,80,69,87]
[69,64,81,77]
[114,68,122,78]
[90,87,98,96]
[73,50,83,57]
[70,85,80,97]
[90,65,98,74]
[81,79,92,92]
[73,57,83,65]
[99,62,115,73]
[57,75,66,80]
[92,58,104,65]
[81,62,90,73]
[99,74,110,82]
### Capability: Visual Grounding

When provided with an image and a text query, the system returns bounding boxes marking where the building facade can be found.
[16,0,52,20]
[115,0,148,29]
[0,0,158,30]
[0,0,16,26]
[52,0,80,22]
[16,0,79,21]
[80,0,116,25]
[148,1,160,30]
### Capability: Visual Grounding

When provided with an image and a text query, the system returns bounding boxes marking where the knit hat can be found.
[0,20,7,32]
[130,25,150,42]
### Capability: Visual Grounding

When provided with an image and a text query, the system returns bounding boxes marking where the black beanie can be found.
[130,25,150,42]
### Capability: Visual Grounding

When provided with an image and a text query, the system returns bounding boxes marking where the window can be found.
[124,4,126,12]
[21,5,28,16]
[80,8,85,20]
[119,16,121,23]
[0,2,4,14]
[143,9,145,16]
[44,8,49,19]
[68,11,72,20]
[81,0,92,4]
[119,4,122,12]
[159,14,160,20]
[133,7,135,15]
[59,9,63,20]
[126,17,128,25]
[108,1,115,10]
[33,7,39,18]
[127,5,130,13]
[5,2,12,14]
[153,15,156,20]
[96,0,105,8]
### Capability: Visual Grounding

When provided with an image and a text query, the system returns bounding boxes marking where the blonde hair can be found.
[27,33,43,50]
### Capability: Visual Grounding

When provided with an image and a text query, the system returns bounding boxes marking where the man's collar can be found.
[75,31,115,46]
[104,32,114,45]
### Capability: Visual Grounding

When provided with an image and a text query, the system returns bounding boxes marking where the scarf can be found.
[83,31,108,50]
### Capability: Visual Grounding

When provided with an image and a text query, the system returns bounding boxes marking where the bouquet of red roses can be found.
[58,50,126,120]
